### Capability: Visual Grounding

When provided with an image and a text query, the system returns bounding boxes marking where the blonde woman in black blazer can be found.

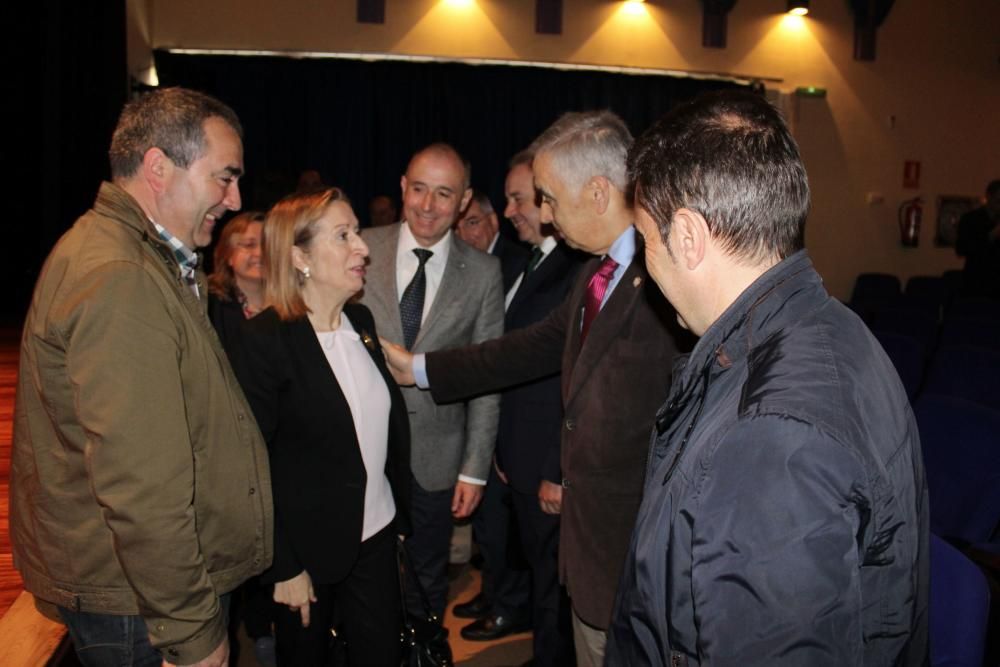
[232,188,410,666]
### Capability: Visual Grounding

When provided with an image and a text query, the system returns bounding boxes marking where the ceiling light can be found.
[787,0,809,16]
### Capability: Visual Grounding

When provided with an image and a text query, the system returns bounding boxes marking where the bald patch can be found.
[408,144,469,188]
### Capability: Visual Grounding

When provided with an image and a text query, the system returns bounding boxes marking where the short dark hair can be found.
[509,149,534,170]
[629,89,809,263]
[986,180,1000,198]
[109,87,243,180]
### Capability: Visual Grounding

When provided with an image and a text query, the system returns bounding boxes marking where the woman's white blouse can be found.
[314,314,395,541]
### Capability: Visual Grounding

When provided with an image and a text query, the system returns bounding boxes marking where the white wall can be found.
[129,0,1000,299]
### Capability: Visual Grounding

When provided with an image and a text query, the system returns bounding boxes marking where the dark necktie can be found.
[524,247,544,275]
[580,256,619,345]
[399,248,433,349]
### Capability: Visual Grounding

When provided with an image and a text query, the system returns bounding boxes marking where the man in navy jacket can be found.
[606,90,929,666]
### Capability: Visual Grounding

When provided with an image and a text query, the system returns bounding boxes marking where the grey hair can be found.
[109,87,242,180]
[469,190,494,216]
[529,111,633,193]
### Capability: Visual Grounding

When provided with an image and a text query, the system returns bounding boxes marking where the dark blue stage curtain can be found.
[154,50,744,219]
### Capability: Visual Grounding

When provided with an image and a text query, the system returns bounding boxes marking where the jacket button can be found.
[238,414,245,421]
[249,487,255,495]
[561,478,571,489]
[167,648,178,656]
[156,623,165,632]
[565,418,575,431]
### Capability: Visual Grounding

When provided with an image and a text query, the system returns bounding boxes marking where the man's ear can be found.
[587,176,611,215]
[459,188,473,214]
[399,174,408,199]
[142,148,171,194]
[672,208,710,270]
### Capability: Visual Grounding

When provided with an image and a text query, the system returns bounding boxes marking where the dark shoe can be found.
[460,614,531,641]
[453,592,491,619]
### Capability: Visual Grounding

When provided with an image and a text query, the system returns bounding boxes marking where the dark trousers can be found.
[510,487,574,666]
[474,465,530,618]
[58,595,230,666]
[404,475,455,619]
[274,523,401,667]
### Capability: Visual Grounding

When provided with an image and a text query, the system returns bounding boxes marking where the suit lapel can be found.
[363,224,404,343]
[565,259,646,407]
[288,317,353,420]
[507,244,565,317]
[414,235,465,350]
[345,304,393,390]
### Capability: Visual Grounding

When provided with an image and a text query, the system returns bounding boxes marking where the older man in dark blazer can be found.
[457,150,585,666]
[383,112,688,667]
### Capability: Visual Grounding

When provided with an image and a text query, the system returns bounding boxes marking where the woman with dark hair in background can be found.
[231,187,411,666]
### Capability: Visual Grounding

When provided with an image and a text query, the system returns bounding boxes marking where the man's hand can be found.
[167,636,229,667]
[538,480,563,515]
[452,481,484,518]
[379,337,416,386]
[273,570,317,627]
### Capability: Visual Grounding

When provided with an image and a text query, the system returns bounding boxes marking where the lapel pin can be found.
[633,276,642,288]
[361,331,376,351]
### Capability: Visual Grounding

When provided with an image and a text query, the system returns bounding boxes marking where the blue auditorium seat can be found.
[914,394,1000,544]
[930,534,990,667]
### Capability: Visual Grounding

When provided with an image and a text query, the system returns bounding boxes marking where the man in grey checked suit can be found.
[360,143,504,618]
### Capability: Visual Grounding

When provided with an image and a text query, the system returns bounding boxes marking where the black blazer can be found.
[231,302,411,585]
[207,292,251,361]
[497,242,583,494]
[492,233,531,293]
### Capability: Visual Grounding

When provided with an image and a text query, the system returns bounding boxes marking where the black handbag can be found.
[397,538,454,667]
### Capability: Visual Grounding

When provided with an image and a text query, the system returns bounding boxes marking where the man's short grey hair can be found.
[529,111,633,193]
[109,87,243,180]
[469,190,494,216]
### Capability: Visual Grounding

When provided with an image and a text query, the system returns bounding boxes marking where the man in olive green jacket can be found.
[11,88,272,667]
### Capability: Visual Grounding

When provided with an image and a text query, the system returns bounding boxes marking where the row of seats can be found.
[851,272,998,666]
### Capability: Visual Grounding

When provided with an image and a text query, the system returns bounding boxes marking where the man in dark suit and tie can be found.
[456,150,583,666]
[455,190,530,291]
[359,143,504,620]
[383,112,687,666]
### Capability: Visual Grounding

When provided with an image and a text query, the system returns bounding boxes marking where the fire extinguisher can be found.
[898,197,922,247]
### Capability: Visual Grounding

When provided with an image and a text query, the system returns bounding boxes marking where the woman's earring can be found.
[302,266,311,280]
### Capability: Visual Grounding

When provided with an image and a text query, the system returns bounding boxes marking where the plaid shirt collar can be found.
[152,222,199,274]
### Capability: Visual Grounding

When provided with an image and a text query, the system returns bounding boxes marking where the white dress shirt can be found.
[395,224,486,486]
[395,223,452,324]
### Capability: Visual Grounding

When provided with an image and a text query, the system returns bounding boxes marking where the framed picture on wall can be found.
[935,195,980,247]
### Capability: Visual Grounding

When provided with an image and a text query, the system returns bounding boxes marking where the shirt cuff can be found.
[413,353,430,389]
[457,474,487,486]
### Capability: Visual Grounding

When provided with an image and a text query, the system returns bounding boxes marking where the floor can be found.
[235,525,531,667]
[235,525,532,666]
